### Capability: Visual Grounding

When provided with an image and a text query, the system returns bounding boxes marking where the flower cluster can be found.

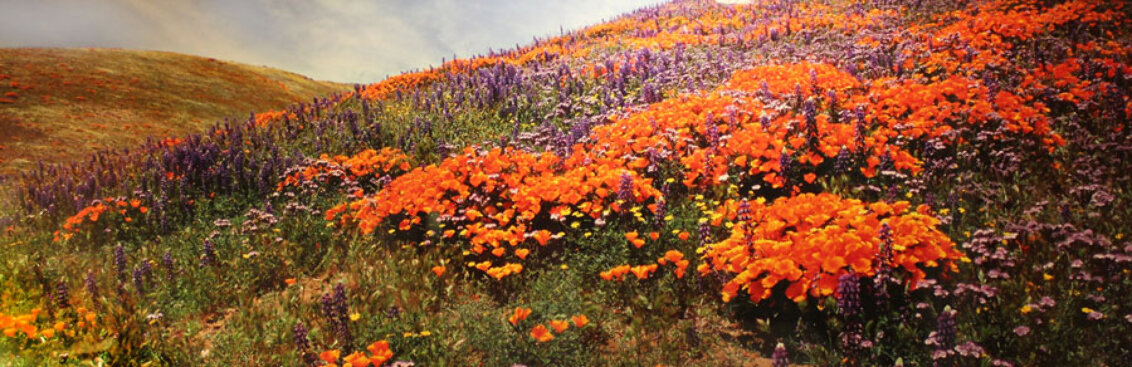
[278,147,412,195]
[700,193,962,303]
[507,307,589,343]
[55,197,149,242]
[318,339,394,367]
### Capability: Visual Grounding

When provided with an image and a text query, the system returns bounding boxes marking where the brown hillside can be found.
[0,48,348,176]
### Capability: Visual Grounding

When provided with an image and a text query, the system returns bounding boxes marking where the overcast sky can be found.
[0,0,665,83]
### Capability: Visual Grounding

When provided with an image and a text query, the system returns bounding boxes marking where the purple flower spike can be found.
[772,342,789,367]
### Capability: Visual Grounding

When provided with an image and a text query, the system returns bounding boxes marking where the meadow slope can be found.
[0,48,346,176]
[1,0,1130,366]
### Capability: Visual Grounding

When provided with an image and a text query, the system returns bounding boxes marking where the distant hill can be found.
[0,48,347,175]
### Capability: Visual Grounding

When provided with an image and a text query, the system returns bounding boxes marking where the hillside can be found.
[0,48,347,175]
[2,0,1130,366]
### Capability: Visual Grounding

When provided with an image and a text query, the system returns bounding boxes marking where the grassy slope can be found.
[0,48,347,176]
[2,0,1129,366]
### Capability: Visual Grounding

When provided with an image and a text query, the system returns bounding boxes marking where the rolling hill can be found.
[1,0,1130,365]
[0,48,346,176]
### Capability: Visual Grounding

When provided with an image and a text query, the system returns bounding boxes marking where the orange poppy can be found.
[320,349,341,364]
[509,307,532,326]
[549,320,570,333]
[530,324,555,342]
[571,314,589,328]
[344,351,370,367]
[367,340,394,365]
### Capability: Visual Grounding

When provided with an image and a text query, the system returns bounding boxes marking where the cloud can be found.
[0,0,664,83]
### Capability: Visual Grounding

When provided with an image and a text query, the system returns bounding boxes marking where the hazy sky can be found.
[0,0,665,83]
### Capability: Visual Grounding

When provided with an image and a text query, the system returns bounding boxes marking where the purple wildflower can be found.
[85,271,100,308]
[835,147,851,174]
[114,244,127,280]
[618,172,634,203]
[163,251,175,282]
[294,322,315,365]
[772,342,789,367]
[838,273,861,318]
[202,240,218,267]
[55,280,70,309]
[133,266,146,296]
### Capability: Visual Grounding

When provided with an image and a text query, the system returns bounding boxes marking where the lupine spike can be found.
[772,342,789,367]
[114,244,127,280]
[85,271,100,308]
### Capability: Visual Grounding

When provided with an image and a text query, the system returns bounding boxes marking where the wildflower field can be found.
[1,0,1130,365]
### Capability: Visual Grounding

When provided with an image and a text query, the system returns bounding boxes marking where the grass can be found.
[0,48,347,176]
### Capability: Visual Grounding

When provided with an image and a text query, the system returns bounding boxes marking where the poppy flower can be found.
[367,340,394,365]
[320,349,341,364]
[509,307,532,326]
[549,320,570,333]
[571,314,589,328]
[530,324,555,342]
[344,351,370,367]
[431,266,446,277]
[625,231,646,248]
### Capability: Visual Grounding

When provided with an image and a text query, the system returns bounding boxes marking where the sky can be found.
[0,0,666,83]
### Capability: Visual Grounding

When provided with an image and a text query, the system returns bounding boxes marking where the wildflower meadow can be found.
[1,0,1130,365]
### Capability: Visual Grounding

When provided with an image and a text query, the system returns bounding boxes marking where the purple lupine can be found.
[55,280,70,309]
[705,113,721,148]
[931,306,958,365]
[788,82,802,106]
[85,271,100,308]
[114,244,127,281]
[875,222,895,307]
[772,342,789,367]
[698,221,712,249]
[322,284,353,349]
[140,259,153,281]
[838,272,869,363]
[854,104,868,150]
[737,200,752,224]
[809,68,820,95]
[202,240,218,267]
[778,150,792,184]
[163,251,175,282]
[294,322,315,365]
[835,147,852,174]
[803,97,819,147]
[133,266,146,296]
[618,172,635,204]
[653,199,667,228]
[838,273,861,319]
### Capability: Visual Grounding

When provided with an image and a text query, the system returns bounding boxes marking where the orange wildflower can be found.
[320,349,341,364]
[431,266,446,277]
[571,314,589,328]
[366,340,394,365]
[509,307,532,326]
[530,324,555,343]
[549,320,570,333]
[343,351,369,367]
[532,229,552,246]
[625,231,646,248]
